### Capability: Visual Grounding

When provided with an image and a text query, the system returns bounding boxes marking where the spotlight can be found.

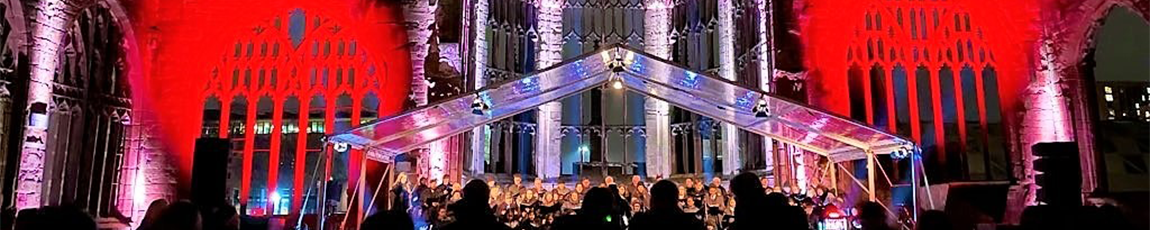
[892,146,911,159]
[753,98,771,118]
[471,95,489,115]
[611,79,624,90]
[333,142,350,152]
[609,57,626,73]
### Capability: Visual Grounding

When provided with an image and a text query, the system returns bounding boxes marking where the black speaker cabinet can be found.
[1031,142,1081,206]
[192,137,231,205]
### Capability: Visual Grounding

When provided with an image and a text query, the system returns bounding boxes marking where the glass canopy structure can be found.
[329,44,917,165]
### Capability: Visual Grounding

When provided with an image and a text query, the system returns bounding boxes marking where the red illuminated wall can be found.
[797,0,1148,222]
[800,0,1035,131]
[121,0,412,198]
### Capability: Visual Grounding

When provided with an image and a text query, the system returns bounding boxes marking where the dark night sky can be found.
[1094,7,1149,82]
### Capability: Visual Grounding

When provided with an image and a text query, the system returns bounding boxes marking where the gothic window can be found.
[843,1,1007,182]
[201,10,398,215]
[36,6,131,218]
[0,1,24,204]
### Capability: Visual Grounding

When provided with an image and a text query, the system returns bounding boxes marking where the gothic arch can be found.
[28,2,142,219]
[199,9,406,216]
[1023,0,1150,202]
[839,0,1010,183]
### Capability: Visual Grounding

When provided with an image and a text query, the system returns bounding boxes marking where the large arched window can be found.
[0,0,25,209]
[38,5,132,218]
[199,10,399,216]
[843,2,1008,182]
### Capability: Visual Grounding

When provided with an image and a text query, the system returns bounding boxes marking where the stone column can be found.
[17,0,84,210]
[468,0,491,177]
[405,0,449,180]
[534,0,564,180]
[643,0,673,178]
[717,0,741,176]
[1019,36,1075,205]
[758,0,776,177]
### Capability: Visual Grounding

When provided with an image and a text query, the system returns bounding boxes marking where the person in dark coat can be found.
[550,187,623,230]
[440,179,512,230]
[629,180,705,230]
[729,172,808,230]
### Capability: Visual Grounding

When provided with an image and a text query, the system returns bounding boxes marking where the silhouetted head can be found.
[649,180,680,212]
[37,205,96,230]
[139,199,169,230]
[13,208,39,230]
[452,179,495,222]
[154,200,202,230]
[858,201,888,228]
[917,210,951,230]
[730,172,765,202]
[581,187,614,216]
[463,179,491,205]
[764,192,789,207]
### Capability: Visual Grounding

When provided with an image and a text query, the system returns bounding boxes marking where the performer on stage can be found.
[564,183,584,213]
[507,174,527,198]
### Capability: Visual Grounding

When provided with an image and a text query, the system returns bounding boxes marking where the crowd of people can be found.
[0,172,1136,230]
[394,173,846,230]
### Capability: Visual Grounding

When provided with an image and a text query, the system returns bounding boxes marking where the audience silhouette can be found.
[153,200,203,230]
[439,179,510,230]
[729,172,807,230]
[858,201,893,230]
[137,199,169,230]
[13,205,95,230]
[629,180,705,230]
[551,187,624,230]
[915,210,951,230]
[3,176,1140,230]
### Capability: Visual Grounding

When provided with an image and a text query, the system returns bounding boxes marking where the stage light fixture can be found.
[611,79,624,90]
[333,142,350,152]
[753,98,771,118]
[471,95,490,115]
[892,146,911,159]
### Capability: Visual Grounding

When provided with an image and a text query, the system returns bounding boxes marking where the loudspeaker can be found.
[192,137,231,205]
[1031,142,1081,206]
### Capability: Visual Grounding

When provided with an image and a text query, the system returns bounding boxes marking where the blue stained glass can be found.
[289,9,307,49]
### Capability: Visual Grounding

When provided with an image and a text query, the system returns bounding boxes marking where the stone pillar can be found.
[1019,36,1076,205]
[717,0,740,176]
[643,0,673,178]
[17,0,83,210]
[534,0,563,180]
[468,0,491,177]
[758,0,775,177]
[404,0,442,179]
[118,113,177,225]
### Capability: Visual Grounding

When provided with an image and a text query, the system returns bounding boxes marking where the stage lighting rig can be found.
[333,142,350,152]
[753,98,771,118]
[471,94,490,115]
[892,146,912,159]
